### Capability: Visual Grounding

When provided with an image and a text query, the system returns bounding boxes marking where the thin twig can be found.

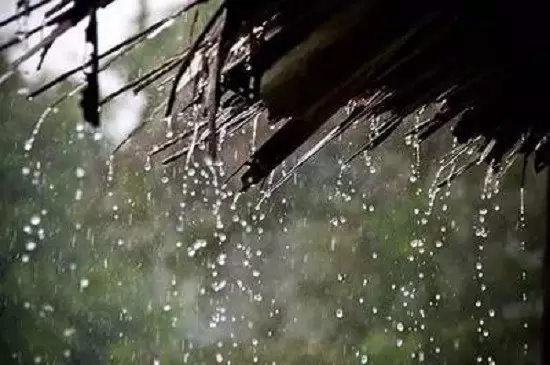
[0,0,54,28]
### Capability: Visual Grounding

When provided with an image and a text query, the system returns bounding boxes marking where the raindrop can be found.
[79,278,89,291]
[25,241,37,251]
[75,167,86,178]
[335,308,344,318]
[519,187,526,226]
[23,138,34,152]
[474,226,488,238]
[396,322,404,332]
[144,156,151,172]
[30,215,41,226]
[212,280,227,292]
[253,293,263,302]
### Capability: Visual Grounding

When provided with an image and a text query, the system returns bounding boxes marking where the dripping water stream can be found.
[542,168,550,363]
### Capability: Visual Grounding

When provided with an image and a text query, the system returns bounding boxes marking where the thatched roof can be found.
[1,0,548,190]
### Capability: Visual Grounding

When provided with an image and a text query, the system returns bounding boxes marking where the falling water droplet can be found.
[30,215,41,226]
[519,187,526,226]
[79,278,89,291]
[75,167,86,178]
[24,139,33,152]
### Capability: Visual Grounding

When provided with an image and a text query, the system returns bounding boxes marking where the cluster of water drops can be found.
[20,211,45,263]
